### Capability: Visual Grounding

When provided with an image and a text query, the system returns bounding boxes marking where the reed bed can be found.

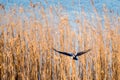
[0,3,120,80]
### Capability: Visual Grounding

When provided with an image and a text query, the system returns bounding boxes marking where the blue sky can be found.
[0,0,120,13]
[0,0,120,34]
[0,0,120,26]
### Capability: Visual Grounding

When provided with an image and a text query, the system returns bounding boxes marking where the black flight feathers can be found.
[53,48,91,60]
[53,48,74,56]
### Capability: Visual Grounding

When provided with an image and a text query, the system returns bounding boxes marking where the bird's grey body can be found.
[53,48,91,60]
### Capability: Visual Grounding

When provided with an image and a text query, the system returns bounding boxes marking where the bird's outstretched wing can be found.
[53,48,74,56]
[76,49,91,56]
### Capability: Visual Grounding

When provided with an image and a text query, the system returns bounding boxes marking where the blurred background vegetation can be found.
[0,0,120,80]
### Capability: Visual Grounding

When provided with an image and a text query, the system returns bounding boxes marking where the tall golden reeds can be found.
[0,2,120,80]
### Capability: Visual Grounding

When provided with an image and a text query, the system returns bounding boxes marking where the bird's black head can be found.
[73,56,78,60]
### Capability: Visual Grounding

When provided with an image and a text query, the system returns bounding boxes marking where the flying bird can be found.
[53,48,91,60]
